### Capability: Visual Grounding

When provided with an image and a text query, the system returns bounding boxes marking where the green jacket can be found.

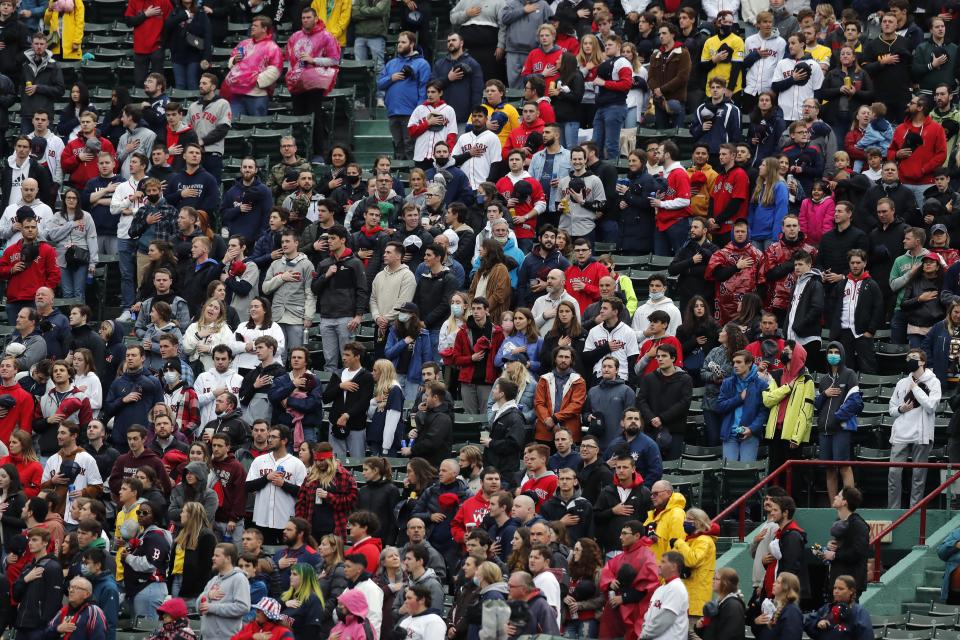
[351,0,390,37]
[912,40,959,94]
[932,105,960,167]
[890,250,929,309]
[762,373,815,444]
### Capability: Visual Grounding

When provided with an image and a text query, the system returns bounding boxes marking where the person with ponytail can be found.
[698,567,746,640]
[803,575,873,640]
[752,571,802,640]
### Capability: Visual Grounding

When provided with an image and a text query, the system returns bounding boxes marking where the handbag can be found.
[185,32,205,51]
[47,28,60,51]
[65,244,89,267]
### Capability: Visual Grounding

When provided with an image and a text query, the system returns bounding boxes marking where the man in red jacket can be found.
[451,467,500,546]
[651,141,693,256]
[0,213,59,324]
[124,0,173,86]
[61,112,117,190]
[521,24,563,82]
[0,355,35,445]
[502,102,546,160]
[889,94,948,208]
[564,238,608,312]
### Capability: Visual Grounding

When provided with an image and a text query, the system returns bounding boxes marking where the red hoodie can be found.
[349,535,383,573]
[520,471,558,510]
[888,115,947,185]
[0,453,42,497]
[451,491,491,545]
[61,136,117,190]
[0,239,60,302]
[502,117,546,160]
[125,0,173,55]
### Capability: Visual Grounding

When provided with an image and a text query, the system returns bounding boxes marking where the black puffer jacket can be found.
[902,274,947,330]
[483,404,527,475]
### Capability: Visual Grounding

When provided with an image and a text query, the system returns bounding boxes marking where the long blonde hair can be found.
[175,502,210,551]
[770,572,801,626]
[577,34,603,68]
[445,291,470,336]
[502,360,532,397]
[752,157,782,207]
[620,42,643,72]
[373,359,398,401]
[198,298,227,331]
[307,443,338,486]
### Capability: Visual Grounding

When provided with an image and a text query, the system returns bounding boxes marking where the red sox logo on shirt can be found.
[653,599,663,609]
[460,143,488,155]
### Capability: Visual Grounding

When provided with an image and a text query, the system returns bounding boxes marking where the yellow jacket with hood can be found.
[761,342,816,444]
[44,0,84,60]
[643,490,686,561]
[672,522,719,615]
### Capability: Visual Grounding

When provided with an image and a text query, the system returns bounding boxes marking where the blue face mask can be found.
[683,521,696,535]
[477,193,486,205]
[826,353,842,366]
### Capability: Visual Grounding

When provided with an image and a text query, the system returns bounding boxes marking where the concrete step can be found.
[925,568,945,586]
[354,119,391,135]
[915,586,942,603]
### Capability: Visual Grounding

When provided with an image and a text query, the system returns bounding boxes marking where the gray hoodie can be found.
[199,566,251,640]
[500,0,553,54]
[168,461,220,525]
[393,567,445,619]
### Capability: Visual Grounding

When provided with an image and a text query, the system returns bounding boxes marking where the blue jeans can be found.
[723,434,760,461]
[653,217,690,256]
[172,61,201,90]
[592,103,627,161]
[6,300,33,325]
[703,409,722,447]
[561,121,580,148]
[565,619,599,639]
[397,375,420,402]
[61,264,87,301]
[890,309,908,345]
[654,100,685,129]
[132,581,167,621]
[428,328,440,362]
[752,239,775,251]
[354,36,386,98]
[230,94,269,117]
[908,333,927,348]
[118,238,137,309]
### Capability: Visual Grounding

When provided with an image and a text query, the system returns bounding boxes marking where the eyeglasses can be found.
[580,443,599,449]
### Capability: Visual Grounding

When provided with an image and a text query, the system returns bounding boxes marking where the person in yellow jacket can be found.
[113,478,145,583]
[43,0,84,60]
[670,508,718,623]
[643,480,686,561]
[761,341,815,475]
[311,0,351,45]
[687,146,719,218]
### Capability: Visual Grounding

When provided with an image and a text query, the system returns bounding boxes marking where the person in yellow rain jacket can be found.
[43,0,84,60]
[670,508,718,621]
[761,341,816,475]
[311,0,350,45]
[643,480,686,561]
[113,477,145,583]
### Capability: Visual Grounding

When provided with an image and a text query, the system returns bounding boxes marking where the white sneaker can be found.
[117,310,132,322]
[376,97,385,108]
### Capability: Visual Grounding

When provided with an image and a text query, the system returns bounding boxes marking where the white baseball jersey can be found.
[245,452,307,529]
[455,129,501,189]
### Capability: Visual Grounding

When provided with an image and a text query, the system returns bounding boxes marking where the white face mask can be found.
[163,371,179,385]
[398,312,411,323]
[650,291,665,301]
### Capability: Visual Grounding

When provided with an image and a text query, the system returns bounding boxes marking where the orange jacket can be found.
[534,370,586,442]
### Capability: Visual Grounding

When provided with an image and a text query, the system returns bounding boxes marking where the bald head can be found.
[651,480,674,509]
[546,269,566,293]
[512,495,536,522]
[34,287,54,311]
[20,178,38,202]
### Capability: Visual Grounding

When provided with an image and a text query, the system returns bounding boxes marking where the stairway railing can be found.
[710,459,960,581]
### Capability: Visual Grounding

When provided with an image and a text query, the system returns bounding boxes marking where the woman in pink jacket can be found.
[798,181,835,244]
[329,589,373,640]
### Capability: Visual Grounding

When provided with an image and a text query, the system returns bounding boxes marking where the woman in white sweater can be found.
[71,348,102,417]
[230,296,286,375]
[182,299,235,372]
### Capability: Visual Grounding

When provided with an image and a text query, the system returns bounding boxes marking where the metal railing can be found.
[710,459,960,581]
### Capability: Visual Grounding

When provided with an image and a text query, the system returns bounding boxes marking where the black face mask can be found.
[347,174,361,185]
[781,350,791,364]
[718,24,732,37]
[906,358,921,373]
[460,465,472,478]
[146,193,160,203]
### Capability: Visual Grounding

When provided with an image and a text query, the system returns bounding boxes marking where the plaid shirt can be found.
[129,198,179,250]
[295,463,358,540]
[164,384,200,439]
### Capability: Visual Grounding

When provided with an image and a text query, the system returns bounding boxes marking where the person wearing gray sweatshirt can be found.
[583,355,636,450]
[199,544,252,640]
[392,545,446,621]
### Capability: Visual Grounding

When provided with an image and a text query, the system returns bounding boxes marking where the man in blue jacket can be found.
[377,31,431,161]
[163,144,221,214]
[221,157,272,245]
[715,349,770,462]
[104,345,163,451]
[430,33,484,126]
